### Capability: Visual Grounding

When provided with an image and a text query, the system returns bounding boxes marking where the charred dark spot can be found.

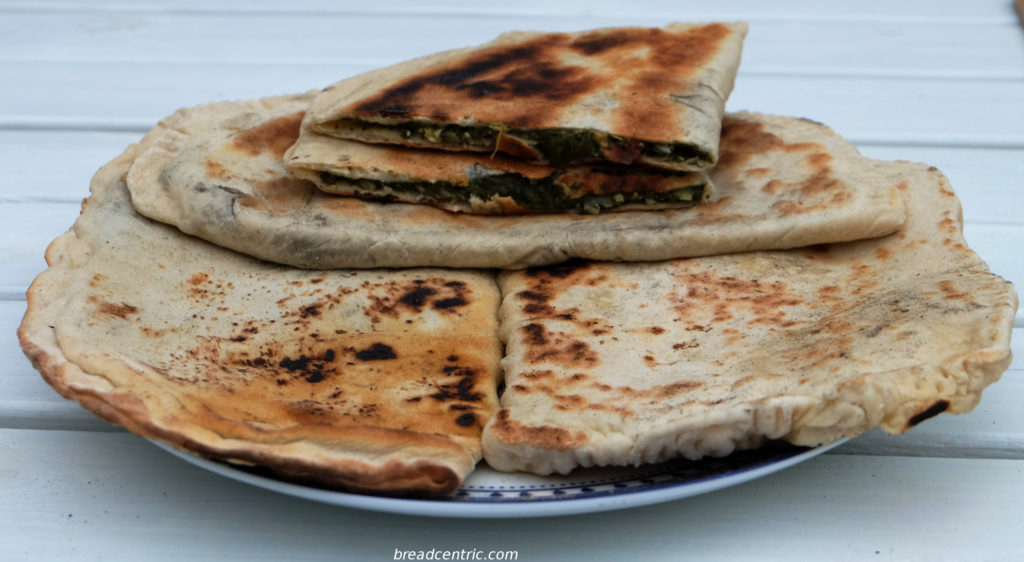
[517,290,548,302]
[463,80,502,97]
[400,286,438,309]
[433,297,467,310]
[280,356,311,372]
[279,350,336,383]
[436,46,538,85]
[431,366,483,402]
[527,259,589,279]
[908,400,950,427]
[456,413,477,427]
[349,34,603,124]
[522,323,548,345]
[565,342,594,361]
[355,44,546,115]
[523,303,551,314]
[299,303,322,318]
[447,355,459,362]
[571,31,635,55]
[355,343,397,361]
[494,64,587,99]
[242,357,269,368]
[356,404,379,418]
[379,105,411,117]
[521,324,600,367]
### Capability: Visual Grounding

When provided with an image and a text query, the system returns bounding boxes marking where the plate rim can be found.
[154,438,848,518]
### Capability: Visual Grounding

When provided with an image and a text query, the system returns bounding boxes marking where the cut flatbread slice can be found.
[306,22,747,171]
[483,124,1017,475]
[284,128,712,215]
[18,117,503,495]
[126,97,907,269]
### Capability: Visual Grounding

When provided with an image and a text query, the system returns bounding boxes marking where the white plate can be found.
[155,438,848,518]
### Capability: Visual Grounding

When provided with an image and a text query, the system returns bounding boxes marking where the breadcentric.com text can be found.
[394,548,518,560]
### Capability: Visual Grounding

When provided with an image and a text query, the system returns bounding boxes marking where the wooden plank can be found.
[961,223,1024,324]
[726,75,1024,147]
[0,131,141,203]
[0,61,346,130]
[2,12,1022,79]
[856,145,1024,225]
[3,61,1023,145]
[0,0,1015,22]
[0,202,80,298]
[1,429,1022,560]
[841,346,1024,459]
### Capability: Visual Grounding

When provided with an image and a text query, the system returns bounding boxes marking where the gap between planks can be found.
[0,2,1017,24]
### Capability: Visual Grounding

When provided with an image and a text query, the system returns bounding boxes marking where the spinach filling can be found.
[319,171,706,214]
[395,122,491,149]
[513,129,601,165]
[388,121,711,166]
[637,140,711,167]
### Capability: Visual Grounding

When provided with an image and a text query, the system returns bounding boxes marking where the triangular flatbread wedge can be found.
[306,23,748,171]
[18,112,503,495]
[483,116,1017,475]
[126,96,907,269]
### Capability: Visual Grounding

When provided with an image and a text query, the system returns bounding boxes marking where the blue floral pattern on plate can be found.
[155,438,847,517]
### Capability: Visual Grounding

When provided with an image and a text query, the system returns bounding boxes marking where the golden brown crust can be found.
[338,25,730,134]
[306,22,747,169]
[133,99,909,270]
[483,118,1017,476]
[486,409,589,451]
[18,109,503,495]
[17,325,464,495]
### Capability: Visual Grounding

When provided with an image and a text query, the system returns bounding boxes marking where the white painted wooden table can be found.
[2,1,1022,560]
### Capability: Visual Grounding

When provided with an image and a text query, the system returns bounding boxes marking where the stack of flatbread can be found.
[19,23,1017,497]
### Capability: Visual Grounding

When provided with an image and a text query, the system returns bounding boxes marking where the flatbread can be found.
[17,120,503,495]
[482,130,1017,475]
[284,127,711,215]
[305,23,747,171]
[126,96,907,269]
